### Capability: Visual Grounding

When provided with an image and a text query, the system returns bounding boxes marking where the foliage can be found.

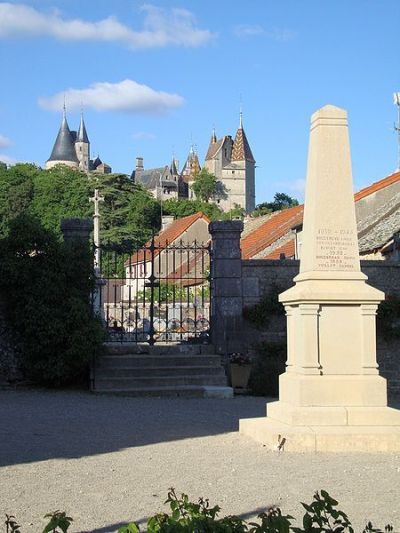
[249,341,287,396]
[243,284,285,330]
[0,163,160,248]
[292,490,353,533]
[191,168,222,203]
[4,489,395,533]
[229,352,252,365]
[162,197,223,221]
[92,173,160,248]
[222,204,246,220]
[376,295,400,341]
[42,511,73,533]
[252,193,299,217]
[0,215,104,386]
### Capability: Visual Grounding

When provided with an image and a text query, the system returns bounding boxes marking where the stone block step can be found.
[95,365,226,378]
[104,343,215,356]
[97,355,222,369]
[94,385,233,398]
[94,374,228,390]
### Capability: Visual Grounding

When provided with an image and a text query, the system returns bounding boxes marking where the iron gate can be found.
[98,238,211,344]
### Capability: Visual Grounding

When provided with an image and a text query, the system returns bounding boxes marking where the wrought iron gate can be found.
[98,238,211,344]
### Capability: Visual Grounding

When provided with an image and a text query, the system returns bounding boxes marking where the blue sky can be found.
[0,0,399,203]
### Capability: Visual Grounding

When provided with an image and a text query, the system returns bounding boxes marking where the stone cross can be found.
[90,189,104,272]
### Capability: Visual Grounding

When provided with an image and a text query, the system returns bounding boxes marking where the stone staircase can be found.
[92,343,233,398]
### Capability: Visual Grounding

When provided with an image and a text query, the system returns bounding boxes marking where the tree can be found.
[191,169,219,203]
[252,192,299,217]
[162,198,223,221]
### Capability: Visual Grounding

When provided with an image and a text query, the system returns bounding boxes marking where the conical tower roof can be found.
[205,128,219,160]
[47,111,79,164]
[170,158,178,175]
[77,113,89,143]
[231,113,255,162]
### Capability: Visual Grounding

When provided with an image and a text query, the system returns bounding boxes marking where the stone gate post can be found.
[209,220,244,354]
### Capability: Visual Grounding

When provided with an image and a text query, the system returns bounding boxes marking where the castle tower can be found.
[75,113,90,172]
[46,107,79,170]
[181,145,201,199]
[229,111,255,213]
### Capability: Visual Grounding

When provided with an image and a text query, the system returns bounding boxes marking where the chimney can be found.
[136,156,144,171]
[161,215,175,231]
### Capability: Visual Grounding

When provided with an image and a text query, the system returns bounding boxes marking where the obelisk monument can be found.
[240,105,400,451]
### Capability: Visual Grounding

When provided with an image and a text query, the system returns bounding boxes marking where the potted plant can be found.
[229,352,252,391]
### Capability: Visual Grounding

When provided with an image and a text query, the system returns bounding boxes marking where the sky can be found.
[0,0,399,204]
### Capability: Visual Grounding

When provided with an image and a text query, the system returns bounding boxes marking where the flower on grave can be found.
[229,352,251,366]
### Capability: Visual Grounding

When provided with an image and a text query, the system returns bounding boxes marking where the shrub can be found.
[0,215,104,386]
[248,341,287,396]
[4,489,394,533]
[242,284,285,330]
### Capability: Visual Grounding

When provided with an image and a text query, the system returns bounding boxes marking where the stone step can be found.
[104,343,215,356]
[95,365,226,378]
[94,385,233,398]
[94,374,228,390]
[97,355,223,368]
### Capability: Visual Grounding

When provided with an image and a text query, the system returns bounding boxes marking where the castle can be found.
[45,109,112,174]
[132,113,256,213]
[46,110,255,212]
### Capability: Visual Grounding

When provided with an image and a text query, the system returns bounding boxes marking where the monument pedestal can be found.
[240,105,400,452]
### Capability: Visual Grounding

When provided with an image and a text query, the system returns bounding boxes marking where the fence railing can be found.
[98,238,212,344]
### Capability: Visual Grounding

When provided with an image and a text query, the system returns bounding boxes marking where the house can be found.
[241,170,400,261]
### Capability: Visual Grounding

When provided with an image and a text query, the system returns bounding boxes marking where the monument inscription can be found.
[315,228,357,270]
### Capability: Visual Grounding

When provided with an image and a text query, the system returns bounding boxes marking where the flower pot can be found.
[230,364,252,390]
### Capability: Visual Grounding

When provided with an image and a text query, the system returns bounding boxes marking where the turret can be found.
[46,108,79,170]
[75,113,90,172]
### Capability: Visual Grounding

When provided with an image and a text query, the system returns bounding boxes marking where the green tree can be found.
[252,192,299,217]
[191,168,219,203]
[0,215,104,386]
[93,173,160,248]
[162,198,223,221]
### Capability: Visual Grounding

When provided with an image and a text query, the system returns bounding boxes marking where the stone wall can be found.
[242,259,400,306]
[240,258,400,396]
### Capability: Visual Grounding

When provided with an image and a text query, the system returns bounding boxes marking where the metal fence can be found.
[98,238,211,344]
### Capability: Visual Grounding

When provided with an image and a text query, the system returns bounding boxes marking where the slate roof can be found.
[77,115,89,143]
[47,114,79,164]
[135,166,170,189]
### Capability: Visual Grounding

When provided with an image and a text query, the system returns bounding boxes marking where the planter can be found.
[230,364,252,390]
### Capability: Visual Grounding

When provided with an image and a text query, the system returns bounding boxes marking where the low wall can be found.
[241,259,400,396]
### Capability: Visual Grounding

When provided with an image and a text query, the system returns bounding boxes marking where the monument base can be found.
[240,417,400,452]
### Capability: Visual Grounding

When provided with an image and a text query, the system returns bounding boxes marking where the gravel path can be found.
[1,389,400,533]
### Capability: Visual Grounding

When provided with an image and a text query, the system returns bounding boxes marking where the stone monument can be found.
[240,105,400,451]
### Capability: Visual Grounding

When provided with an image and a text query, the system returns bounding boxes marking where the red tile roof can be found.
[263,238,296,260]
[242,171,400,260]
[354,171,400,201]
[241,205,303,259]
[125,212,210,266]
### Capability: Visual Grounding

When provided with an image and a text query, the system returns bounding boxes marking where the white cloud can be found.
[132,131,156,140]
[234,24,296,42]
[0,3,214,48]
[0,154,17,165]
[0,134,11,148]
[234,24,265,38]
[38,79,184,115]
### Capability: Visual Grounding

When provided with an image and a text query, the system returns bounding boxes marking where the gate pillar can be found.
[209,220,244,355]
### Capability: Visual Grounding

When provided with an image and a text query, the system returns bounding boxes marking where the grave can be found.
[240,105,400,451]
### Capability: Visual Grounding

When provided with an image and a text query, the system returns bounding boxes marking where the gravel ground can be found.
[1,389,400,533]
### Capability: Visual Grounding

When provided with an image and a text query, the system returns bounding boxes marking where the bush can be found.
[4,489,394,533]
[248,341,286,396]
[242,284,285,330]
[0,215,104,386]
